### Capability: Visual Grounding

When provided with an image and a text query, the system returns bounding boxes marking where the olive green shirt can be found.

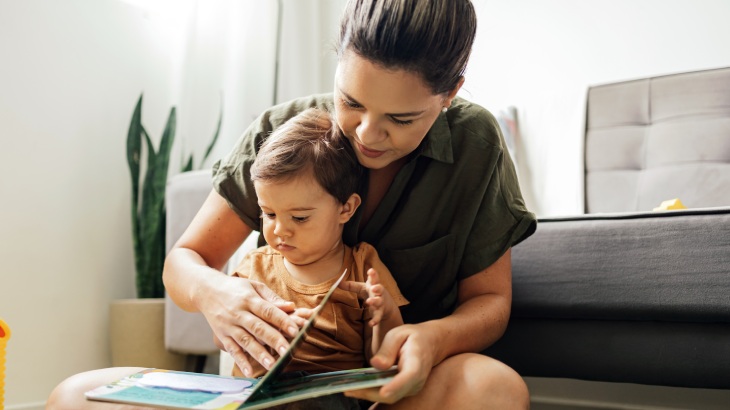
[213,93,536,323]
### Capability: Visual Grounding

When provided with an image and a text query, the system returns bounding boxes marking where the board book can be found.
[85,270,397,409]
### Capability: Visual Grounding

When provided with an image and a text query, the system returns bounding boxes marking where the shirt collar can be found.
[416,112,454,164]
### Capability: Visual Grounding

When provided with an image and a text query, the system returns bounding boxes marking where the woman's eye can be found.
[342,98,361,109]
[391,117,413,126]
[292,216,309,223]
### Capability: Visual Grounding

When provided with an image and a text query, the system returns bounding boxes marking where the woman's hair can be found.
[337,0,477,95]
[251,108,363,204]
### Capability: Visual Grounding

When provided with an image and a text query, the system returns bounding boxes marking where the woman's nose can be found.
[356,115,386,145]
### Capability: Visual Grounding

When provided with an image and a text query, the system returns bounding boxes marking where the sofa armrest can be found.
[164,170,219,355]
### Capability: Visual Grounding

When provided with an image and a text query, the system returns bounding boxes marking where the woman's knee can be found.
[439,353,529,409]
[46,367,146,410]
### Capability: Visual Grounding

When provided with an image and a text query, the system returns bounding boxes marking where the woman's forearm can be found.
[163,247,228,312]
[424,292,510,366]
[162,189,254,312]
[423,249,513,365]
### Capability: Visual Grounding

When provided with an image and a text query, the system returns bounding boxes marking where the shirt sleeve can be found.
[230,251,253,279]
[458,112,537,279]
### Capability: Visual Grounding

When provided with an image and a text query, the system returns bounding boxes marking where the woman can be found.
[48,0,536,408]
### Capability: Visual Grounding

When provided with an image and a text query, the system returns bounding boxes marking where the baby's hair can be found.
[251,108,362,204]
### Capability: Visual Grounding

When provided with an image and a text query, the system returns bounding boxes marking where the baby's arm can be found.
[363,268,404,357]
[341,268,404,359]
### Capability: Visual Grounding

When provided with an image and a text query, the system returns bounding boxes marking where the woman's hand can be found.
[346,250,514,405]
[202,273,301,377]
[344,322,437,404]
[166,191,308,377]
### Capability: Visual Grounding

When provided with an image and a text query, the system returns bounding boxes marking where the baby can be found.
[228,108,408,379]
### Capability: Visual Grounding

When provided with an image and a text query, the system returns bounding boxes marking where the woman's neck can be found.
[360,157,408,229]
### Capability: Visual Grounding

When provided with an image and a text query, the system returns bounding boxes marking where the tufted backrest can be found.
[584,67,730,213]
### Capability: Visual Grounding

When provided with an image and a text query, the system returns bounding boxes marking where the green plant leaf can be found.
[126,94,143,277]
[201,93,223,167]
[127,95,222,298]
[137,107,176,298]
[181,155,194,173]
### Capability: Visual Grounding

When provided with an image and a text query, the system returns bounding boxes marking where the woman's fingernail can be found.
[278,346,288,355]
[243,368,251,377]
[288,326,298,336]
[263,358,272,368]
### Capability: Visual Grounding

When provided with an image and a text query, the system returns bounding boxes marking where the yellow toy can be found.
[653,198,687,211]
[0,318,9,410]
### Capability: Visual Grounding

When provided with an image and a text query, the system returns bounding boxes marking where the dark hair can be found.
[337,0,477,95]
[251,108,362,204]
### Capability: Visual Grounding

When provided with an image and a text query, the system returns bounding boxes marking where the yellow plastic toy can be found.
[653,198,687,211]
[0,318,10,410]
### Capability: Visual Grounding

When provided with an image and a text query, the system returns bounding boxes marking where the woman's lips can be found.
[357,142,385,158]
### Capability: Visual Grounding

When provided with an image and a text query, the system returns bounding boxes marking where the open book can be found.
[85,270,397,409]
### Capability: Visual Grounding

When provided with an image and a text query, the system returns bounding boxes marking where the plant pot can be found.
[110,298,187,370]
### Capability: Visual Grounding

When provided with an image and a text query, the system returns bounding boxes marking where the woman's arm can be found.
[346,249,512,403]
[425,247,512,360]
[163,189,302,376]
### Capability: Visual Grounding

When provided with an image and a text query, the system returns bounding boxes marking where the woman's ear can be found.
[339,193,362,223]
[442,76,465,108]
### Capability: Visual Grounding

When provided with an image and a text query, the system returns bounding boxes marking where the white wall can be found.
[467,0,730,216]
[0,0,277,407]
[1,0,729,409]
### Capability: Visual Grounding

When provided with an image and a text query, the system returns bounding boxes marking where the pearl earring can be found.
[442,107,448,113]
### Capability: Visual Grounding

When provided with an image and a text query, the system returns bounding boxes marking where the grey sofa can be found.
[486,67,730,389]
[165,67,730,389]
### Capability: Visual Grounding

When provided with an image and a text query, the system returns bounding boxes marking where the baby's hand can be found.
[365,269,387,327]
[288,308,314,330]
[340,268,398,328]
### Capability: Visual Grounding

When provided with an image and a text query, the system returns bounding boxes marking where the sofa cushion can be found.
[585,67,730,212]
[510,207,730,323]
[485,207,730,388]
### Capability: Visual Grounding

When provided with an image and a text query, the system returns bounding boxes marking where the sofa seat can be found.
[485,207,730,389]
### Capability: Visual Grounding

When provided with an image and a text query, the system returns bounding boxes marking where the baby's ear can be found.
[339,193,362,223]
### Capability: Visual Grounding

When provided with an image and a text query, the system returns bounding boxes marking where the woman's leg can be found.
[378,353,529,410]
[47,367,149,410]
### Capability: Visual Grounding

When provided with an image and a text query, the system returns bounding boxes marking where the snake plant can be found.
[126,94,221,298]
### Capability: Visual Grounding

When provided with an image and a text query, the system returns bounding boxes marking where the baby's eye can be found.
[292,216,309,223]
[260,212,275,220]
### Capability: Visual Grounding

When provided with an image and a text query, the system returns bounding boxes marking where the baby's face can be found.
[255,170,348,266]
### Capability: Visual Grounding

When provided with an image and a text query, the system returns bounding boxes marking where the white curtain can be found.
[135,0,347,171]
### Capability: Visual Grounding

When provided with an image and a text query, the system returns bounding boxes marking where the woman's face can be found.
[334,49,452,170]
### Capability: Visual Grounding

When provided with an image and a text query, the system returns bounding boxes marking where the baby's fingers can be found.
[368,283,384,298]
[340,280,369,300]
[366,268,382,286]
[367,294,384,326]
